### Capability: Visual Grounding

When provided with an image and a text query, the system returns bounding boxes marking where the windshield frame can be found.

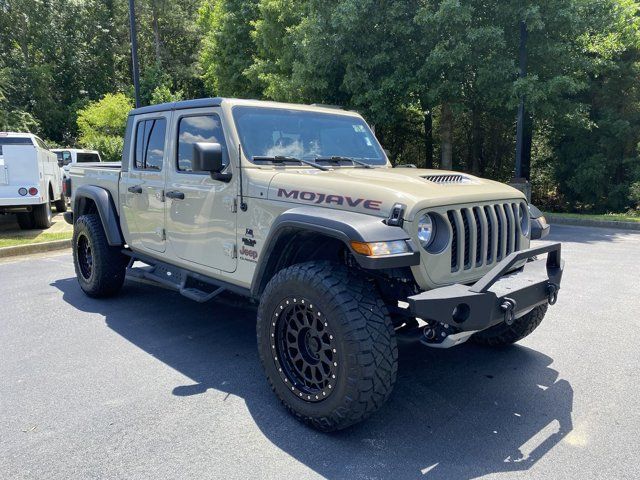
[231,105,389,167]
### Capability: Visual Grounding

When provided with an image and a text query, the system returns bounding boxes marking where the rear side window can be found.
[76,153,100,163]
[135,119,166,171]
[0,137,34,155]
[176,114,228,172]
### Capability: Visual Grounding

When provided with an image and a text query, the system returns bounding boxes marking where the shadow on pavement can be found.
[548,224,640,245]
[53,276,573,479]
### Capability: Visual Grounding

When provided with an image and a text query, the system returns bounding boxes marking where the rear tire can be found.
[55,193,67,213]
[471,304,548,347]
[257,261,397,431]
[16,213,35,230]
[32,198,52,229]
[72,214,127,298]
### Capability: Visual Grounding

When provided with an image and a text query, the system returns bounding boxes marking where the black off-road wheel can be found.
[471,304,548,347]
[54,193,68,213]
[257,261,398,432]
[72,214,127,298]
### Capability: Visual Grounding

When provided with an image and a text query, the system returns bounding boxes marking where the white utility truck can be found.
[0,132,66,229]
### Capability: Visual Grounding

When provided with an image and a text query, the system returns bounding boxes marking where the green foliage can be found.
[76,93,133,162]
[0,0,638,213]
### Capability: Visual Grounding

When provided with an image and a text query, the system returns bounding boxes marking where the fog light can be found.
[18,188,28,196]
[350,240,410,256]
[28,187,38,196]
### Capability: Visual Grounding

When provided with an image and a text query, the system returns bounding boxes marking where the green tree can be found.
[76,93,133,162]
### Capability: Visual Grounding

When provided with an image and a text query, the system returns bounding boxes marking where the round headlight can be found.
[417,214,435,248]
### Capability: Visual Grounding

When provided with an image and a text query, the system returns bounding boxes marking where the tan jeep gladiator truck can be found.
[65,98,562,431]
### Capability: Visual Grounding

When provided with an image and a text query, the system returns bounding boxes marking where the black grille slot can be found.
[473,207,482,266]
[504,203,512,254]
[513,203,521,251]
[462,210,471,269]
[495,205,503,260]
[484,206,493,263]
[448,210,458,272]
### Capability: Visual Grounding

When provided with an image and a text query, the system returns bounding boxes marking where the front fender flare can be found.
[250,206,419,296]
[73,185,124,246]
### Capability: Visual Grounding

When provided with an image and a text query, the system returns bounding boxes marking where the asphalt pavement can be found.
[1,225,639,479]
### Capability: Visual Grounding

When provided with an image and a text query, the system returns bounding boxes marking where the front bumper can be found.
[407,243,564,332]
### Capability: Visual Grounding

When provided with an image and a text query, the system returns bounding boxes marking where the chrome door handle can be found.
[165,190,185,200]
[128,185,142,194]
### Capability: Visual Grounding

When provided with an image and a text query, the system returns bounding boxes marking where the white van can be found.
[0,132,66,229]
[52,149,103,179]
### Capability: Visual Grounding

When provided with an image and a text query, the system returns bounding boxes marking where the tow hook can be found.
[500,298,516,325]
[547,283,560,305]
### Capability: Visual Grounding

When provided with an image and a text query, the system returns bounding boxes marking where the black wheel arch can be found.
[250,206,419,297]
[73,185,124,246]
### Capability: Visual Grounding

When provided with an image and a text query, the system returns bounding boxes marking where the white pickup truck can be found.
[0,132,66,229]
[52,148,103,179]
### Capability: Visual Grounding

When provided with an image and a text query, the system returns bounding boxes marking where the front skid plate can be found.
[407,243,564,332]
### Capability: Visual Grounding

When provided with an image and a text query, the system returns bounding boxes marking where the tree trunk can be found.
[440,102,453,170]
[471,107,483,175]
[423,110,434,169]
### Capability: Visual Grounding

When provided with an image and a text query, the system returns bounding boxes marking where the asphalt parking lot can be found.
[1,224,638,479]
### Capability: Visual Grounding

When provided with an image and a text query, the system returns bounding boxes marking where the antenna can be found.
[238,143,247,211]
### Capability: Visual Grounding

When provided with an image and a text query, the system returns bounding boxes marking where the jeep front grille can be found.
[446,202,526,273]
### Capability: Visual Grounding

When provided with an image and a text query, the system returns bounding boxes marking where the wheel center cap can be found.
[308,336,321,354]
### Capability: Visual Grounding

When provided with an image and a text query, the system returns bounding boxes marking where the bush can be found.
[76,93,132,162]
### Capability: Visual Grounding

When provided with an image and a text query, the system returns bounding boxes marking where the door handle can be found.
[128,185,142,194]
[166,190,185,200]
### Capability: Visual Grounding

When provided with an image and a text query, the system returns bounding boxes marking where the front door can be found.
[121,114,169,253]
[165,108,237,273]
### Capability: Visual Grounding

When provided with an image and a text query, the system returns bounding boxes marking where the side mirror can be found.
[192,142,231,182]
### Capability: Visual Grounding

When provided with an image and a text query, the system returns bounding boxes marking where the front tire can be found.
[471,304,548,347]
[257,262,397,432]
[72,214,127,298]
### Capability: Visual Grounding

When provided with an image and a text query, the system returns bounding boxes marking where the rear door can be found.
[165,108,238,272]
[120,113,169,253]
[0,137,38,198]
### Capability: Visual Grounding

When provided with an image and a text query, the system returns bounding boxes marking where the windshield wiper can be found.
[314,156,373,169]
[252,155,330,171]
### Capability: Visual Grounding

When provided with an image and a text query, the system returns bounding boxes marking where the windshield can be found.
[233,107,387,166]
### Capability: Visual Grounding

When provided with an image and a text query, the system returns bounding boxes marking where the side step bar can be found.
[122,250,250,303]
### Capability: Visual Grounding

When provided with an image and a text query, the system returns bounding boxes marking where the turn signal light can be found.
[28,187,38,196]
[350,240,411,257]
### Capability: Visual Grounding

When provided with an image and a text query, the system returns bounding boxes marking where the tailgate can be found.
[0,145,38,196]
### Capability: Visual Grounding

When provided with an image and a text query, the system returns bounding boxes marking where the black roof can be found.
[129,97,224,116]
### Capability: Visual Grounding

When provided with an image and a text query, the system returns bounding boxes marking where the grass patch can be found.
[546,212,640,223]
[0,231,73,248]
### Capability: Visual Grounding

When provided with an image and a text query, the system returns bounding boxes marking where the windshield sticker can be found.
[352,125,366,132]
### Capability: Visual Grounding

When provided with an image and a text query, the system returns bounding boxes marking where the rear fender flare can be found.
[73,185,124,246]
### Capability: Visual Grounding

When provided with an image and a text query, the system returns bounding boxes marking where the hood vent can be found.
[423,174,471,184]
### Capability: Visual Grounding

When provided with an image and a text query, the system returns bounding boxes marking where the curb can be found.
[546,214,640,231]
[0,239,71,259]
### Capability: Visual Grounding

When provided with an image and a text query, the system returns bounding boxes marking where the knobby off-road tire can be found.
[471,304,548,347]
[54,193,68,213]
[257,261,398,432]
[72,214,127,298]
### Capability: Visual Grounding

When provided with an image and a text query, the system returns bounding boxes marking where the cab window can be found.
[135,119,166,171]
[176,114,228,172]
[76,152,100,163]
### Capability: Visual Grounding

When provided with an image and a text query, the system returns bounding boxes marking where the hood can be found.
[266,167,525,220]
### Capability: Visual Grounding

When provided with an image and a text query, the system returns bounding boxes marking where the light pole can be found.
[512,20,531,201]
[128,0,141,108]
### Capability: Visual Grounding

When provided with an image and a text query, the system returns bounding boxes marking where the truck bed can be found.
[69,163,121,213]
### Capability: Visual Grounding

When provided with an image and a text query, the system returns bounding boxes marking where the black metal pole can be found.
[515,21,528,179]
[128,0,141,108]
